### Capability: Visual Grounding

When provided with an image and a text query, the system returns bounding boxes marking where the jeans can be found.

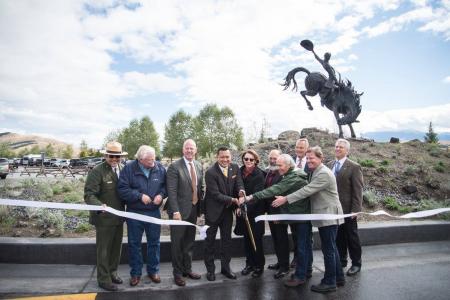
[126,209,161,277]
[318,225,344,286]
[294,222,313,280]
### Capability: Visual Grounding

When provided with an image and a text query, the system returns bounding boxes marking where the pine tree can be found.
[424,122,439,144]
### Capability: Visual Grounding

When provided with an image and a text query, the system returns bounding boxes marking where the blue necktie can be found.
[334,161,341,176]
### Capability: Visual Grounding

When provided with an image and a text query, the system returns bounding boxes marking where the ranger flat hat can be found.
[100,141,128,156]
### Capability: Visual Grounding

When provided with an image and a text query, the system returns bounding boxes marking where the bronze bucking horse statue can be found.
[282,40,363,138]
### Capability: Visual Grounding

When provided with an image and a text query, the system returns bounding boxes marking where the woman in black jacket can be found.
[238,149,266,277]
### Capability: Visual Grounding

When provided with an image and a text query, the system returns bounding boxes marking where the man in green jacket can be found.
[84,141,127,291]
[241,153,313,287]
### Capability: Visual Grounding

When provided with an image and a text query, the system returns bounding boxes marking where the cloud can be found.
[444,76,450,83]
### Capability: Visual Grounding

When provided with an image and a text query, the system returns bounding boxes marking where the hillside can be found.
[0,132,78,156]
[246,128,450,211]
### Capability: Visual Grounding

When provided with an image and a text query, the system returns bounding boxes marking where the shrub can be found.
[434,161,445,173]
[363,191,378,208]
[35,209,65,234]
[63,192,83,203]
[36,182,54,200]
[377,166,388,174]
[358,159,376,168]
[75,222,91,233]
[427,144,440,157]
[383,196,400,210]
[398,206,412,214]
[380,160,390,166]
[404,166,416,176]
[62,183,74,193]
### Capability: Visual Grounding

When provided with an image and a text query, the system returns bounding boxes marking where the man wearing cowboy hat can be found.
[84,141,128,291]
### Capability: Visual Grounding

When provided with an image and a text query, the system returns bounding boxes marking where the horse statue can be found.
[282,40,363,138]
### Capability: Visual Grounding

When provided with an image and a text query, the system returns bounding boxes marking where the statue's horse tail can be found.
[281,67,310,92]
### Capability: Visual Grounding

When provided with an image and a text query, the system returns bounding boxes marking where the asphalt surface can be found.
[1,240,450,299]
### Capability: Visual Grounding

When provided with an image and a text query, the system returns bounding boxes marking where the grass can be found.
[358,159,376,168]
[363,191,378,208]
[383,196,400,211]
[75,222,92,233]
[63,192,83,203]
[434,161,445,173]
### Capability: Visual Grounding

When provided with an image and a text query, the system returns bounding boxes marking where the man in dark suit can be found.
[166,139,204,286]
[84,141,127,291]
[203,146,244,281]
[328,138,364,276]
[290,138,312,270]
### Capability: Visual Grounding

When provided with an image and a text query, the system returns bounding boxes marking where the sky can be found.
[0,0,449,148]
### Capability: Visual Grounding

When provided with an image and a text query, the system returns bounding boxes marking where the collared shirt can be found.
[295,156,307,171]
[138,161,152,178]
[332,157,347,174]
[183,157,197,179]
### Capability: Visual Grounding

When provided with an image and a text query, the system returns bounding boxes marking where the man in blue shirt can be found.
[118,145,167,287]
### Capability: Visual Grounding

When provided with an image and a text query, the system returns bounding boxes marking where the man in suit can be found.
[203,146,245,281]
[84,141,127,291]
[166,139,204,286]
[328,139,363,276]
[273,146,344,293]
[290,138,312,269]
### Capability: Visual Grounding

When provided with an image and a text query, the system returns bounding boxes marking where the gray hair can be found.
[278,153,296,168]
[135,145,156,160]
[296,138,309,147]
[183,139,197,148]
[336,138,350,151]
[269,149,281,156]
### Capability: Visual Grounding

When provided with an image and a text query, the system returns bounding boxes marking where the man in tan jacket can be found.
[328,139,363,276]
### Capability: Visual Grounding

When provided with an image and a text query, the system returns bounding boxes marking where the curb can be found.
[1,220,449,264]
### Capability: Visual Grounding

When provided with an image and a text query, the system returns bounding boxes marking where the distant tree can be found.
[17,148,28,158]
[29,145,40,154]
[79,140,89,158]
[118,116,159,158]
[45,143,56,158]
[193,104,244,156]
[103,129,121,148]
[258,117,270,143]
[163,110,194,160]
[62,145,74,159]
[424,122,439,144]
[0,142,14,158]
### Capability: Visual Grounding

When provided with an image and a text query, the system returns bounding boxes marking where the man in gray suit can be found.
[167,139,204,286]
[328,139,363,276]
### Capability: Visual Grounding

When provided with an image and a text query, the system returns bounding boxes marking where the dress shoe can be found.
[241,265,254,276]
[148,274,161,283]
[183,272,201,280]
[206,272,216,281]
[284,277,306,287]
[311,283,337,293]
[111,274,123,284]
[174,275,186,287]
[337,278,346,287]
[221,270,237,279]
[251,268,263,278]
[290,258,297,269]
[99,282,118,291]
[346,265,361,276]
[268,263,280,270]
[274,269,289,279]
[129,276,140,286]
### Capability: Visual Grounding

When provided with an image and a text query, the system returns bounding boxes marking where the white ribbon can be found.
[255,208,450,223]
[0,199,209,239]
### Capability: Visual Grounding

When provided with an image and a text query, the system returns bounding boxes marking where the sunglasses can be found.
[108,155,121,159]
[243,157,255,162]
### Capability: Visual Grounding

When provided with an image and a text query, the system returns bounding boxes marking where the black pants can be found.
[336,217,362,267]
[204,209,233,273]
[170,204,197,276]
[290,223,298,260]
[268,221,289,271]
[242,214,265,268]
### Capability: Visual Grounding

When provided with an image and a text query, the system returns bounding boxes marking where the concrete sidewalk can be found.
[1,241,450,299]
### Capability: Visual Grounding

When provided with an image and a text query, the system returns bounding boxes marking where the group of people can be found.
[84,136,363,294]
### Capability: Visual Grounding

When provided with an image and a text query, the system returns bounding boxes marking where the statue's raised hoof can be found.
[308,106,313,111]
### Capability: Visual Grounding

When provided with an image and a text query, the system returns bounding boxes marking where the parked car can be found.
[52,159,70,168]
[88,158,103,168]
[8,159,19,169]
[0,158,9,179]
[70,159,88,168]
[50,158,59,167]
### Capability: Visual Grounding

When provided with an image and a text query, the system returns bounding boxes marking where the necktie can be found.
[222,167,228,177]
[334,161,341,176]
[189,162,198,205]
[113,167,119,178]
[297,158,302,170]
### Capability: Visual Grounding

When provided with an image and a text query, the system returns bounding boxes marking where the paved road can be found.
[1,241,450,299]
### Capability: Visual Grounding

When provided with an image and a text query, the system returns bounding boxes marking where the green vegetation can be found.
[434,161,445,173]
[358,159,376,168]
[404,166,416,176]
[34,209,65,235]
[380,160,390,166]
[117,116,160,158]
[63,192,83,203]
[377,166,388,174]
[75,222,91,233]
[363,191,378,208]
[424,121,439,144]
[383,196,400,211]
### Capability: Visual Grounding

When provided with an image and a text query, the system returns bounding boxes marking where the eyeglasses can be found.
[108,155,121,159]
[243,157,255,162]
